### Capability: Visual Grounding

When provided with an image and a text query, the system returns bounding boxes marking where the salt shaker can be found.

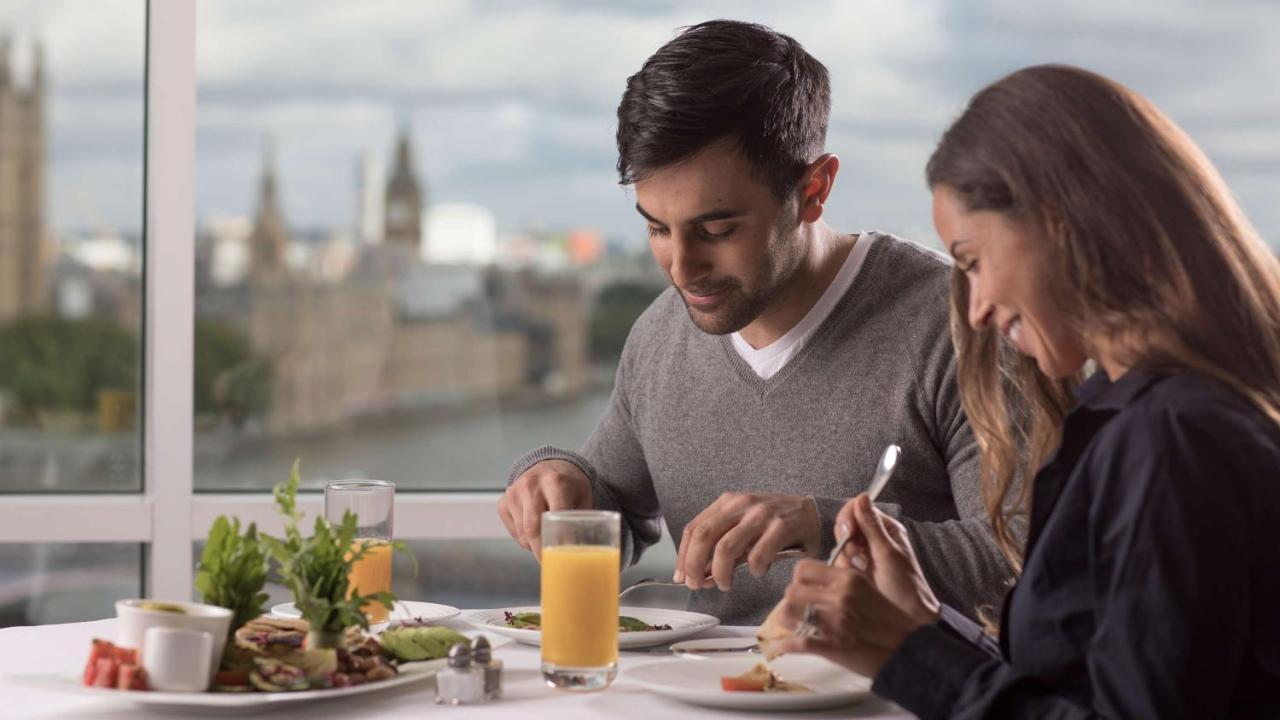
[435,641,486,705]
[472,635,503,700]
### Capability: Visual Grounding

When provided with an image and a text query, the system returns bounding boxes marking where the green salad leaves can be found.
[259,461,411,647]
[195,516,270,644]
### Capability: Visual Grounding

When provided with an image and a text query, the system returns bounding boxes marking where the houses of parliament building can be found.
[200,129,591,435]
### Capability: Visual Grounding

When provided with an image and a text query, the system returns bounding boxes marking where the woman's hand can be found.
[768,494,942,678]
[767,561,921,677]
[837,494,941,628]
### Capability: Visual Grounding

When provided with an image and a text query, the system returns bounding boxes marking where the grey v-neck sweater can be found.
[509,232,1010,624]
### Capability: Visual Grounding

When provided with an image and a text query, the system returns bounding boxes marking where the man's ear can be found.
[798,154,839,224]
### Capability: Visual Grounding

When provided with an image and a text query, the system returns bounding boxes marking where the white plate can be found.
[627,654,872,711]
[465,605,719,649]
[271,600,460,628]
[21,630,508,712]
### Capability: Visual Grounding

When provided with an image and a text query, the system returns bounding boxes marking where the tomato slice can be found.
[721,675,767,692]
[84,639,115,686]
[92,657,119,688]
[117,664,149,691]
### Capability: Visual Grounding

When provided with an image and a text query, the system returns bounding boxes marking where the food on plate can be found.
[233,616,308,657]
[82,639,149,691]
[756,602,792,660]
[195,515,270,648]
[136,601,187,614]
[218,615,398,691]
[250,657,310,692]
[378,625,470,662]
[503,611,673,632]
[720,662,810,693]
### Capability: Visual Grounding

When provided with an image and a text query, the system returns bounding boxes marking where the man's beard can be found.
[677,281,777,335]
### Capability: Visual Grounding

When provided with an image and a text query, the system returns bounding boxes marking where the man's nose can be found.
[668,232,709,287]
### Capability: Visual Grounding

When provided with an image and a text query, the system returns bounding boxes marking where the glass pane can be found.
[0,543,142,627]
[193,2,1278,494]
[0,1,146,492]
[191,2,671,493]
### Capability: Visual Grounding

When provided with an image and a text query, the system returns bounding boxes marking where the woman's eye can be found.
[646,225,668,238]
[961,259,979,274]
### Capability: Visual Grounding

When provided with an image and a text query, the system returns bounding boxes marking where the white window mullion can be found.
[143,0,197,600]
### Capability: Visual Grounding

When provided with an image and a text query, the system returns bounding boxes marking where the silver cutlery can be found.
[619,547,807,600]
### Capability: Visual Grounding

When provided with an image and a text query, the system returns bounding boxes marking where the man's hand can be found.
[675,492,821,592]
[498,459,592,559]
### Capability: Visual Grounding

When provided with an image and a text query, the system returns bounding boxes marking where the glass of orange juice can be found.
[324,479,395,624]
[540,510,620,691]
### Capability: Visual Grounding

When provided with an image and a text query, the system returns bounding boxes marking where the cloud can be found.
[1,0,1275,249]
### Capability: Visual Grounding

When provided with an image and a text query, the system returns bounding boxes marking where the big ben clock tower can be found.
[384,128,425,251]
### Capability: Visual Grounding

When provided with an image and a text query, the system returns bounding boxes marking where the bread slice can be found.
[756,602,793,660]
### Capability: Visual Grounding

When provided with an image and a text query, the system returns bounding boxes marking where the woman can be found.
[769,64,1280,718]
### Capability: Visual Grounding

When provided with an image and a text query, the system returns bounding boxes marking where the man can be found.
[498,20,1009,624]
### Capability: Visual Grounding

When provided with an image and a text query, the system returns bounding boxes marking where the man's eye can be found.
[960,259,979,274]
[701,225,735,239]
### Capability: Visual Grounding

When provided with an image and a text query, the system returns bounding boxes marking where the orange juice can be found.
[541,545,620,667]
[347,539,393,623]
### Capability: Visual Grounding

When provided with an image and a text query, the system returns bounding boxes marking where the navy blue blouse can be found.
[874,370,1280,719]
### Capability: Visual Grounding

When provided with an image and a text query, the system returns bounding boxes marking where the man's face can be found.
[634,141,804,335]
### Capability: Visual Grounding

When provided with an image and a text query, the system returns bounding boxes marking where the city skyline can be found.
[1,0,1277,250]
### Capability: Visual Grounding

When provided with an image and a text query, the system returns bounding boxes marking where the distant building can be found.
[0,37,48,322]
[355,151,385,245]
[208,152,589,434]
[422,203,497,266]
[248,144,290,285]
[383,129,424,252]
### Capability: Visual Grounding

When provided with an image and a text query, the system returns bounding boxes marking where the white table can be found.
[0,615,915,719]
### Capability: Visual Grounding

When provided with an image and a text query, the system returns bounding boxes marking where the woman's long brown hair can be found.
[927,64,1280,573]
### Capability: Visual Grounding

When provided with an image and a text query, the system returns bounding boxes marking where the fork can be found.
[793,443,901,638]
[618,547,807,600]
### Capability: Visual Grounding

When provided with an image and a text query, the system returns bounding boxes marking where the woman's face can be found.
[932,185,1089,379]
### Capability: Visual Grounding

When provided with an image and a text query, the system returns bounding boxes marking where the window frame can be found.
[0,0,506,605]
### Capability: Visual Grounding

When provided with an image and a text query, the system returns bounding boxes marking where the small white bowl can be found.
[143,627,214,692]
[115,599,232,683]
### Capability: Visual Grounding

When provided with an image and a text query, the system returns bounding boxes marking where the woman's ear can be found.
[799,154,839,224]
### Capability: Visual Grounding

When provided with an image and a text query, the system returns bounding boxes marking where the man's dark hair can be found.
[616,19,831,200]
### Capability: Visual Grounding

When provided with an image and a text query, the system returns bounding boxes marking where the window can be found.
[0,1,145,494]
[0,0,1275,626]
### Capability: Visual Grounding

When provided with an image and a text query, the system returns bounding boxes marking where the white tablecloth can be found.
[0,615,915,719]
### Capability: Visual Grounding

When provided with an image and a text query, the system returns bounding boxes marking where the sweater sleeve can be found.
[505,318,662,569]
[902,319,1014,621]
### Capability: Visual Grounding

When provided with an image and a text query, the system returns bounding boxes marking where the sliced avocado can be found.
[379,626,469,661]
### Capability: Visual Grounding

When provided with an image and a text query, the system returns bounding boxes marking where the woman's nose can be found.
[968,287,994,331]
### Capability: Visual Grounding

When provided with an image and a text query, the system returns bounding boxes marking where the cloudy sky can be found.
[2,0,1277,250]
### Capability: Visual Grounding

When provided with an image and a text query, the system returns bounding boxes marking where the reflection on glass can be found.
[0,543,142,627]
[0,1,145,493]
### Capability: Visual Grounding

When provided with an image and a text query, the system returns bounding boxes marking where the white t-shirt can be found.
[730,232,873,379]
